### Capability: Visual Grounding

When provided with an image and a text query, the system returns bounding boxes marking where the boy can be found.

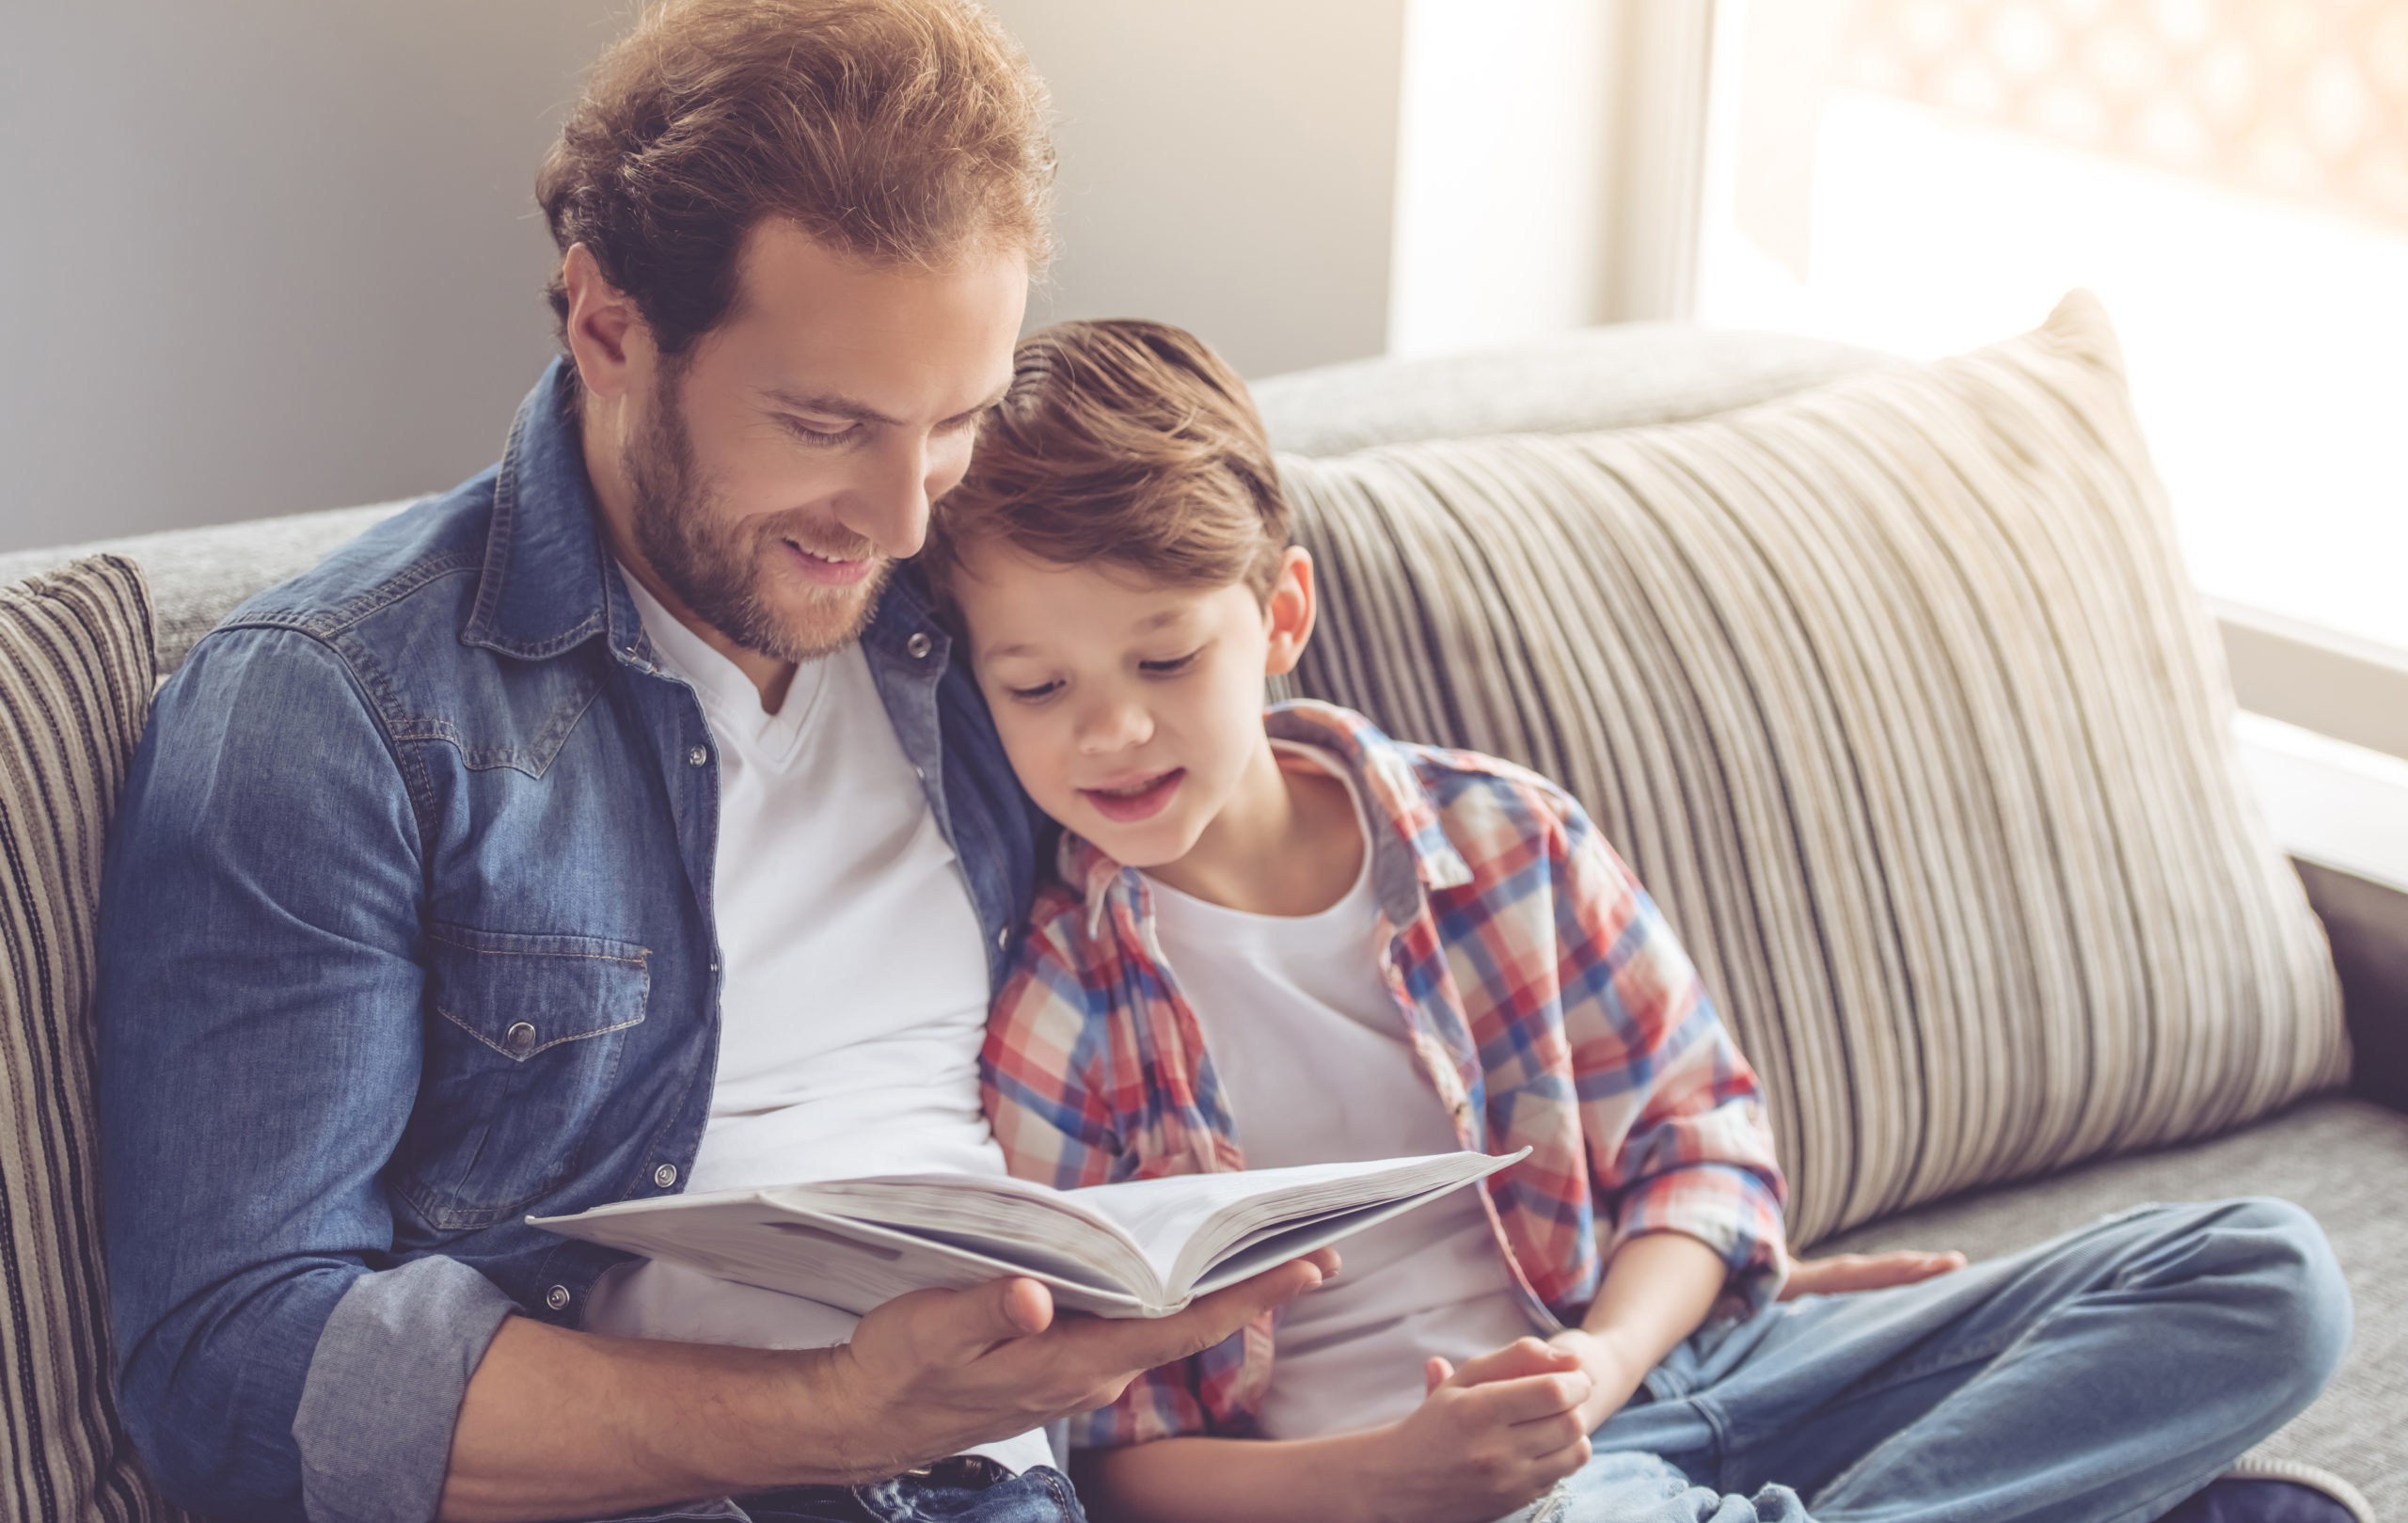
[927,319,2348,1523]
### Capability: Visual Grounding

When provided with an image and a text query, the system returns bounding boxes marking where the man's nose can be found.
[837,435,932,558]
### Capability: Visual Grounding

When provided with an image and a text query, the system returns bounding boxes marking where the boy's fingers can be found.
[1529,1430,1593,1484]
[1458,1370,1591,1425]
[1446,1336,1583,1388]
[1505,1404,1592,1459]
[1780,1249,1966,1299]
[1425,1356,1454,1395]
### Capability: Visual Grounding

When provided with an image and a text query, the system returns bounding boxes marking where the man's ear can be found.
[1262,547,1318,677]
[560,244,647,402]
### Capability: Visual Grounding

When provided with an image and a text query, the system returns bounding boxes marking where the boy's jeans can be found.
[1500,1198,2350,1523]
[734,1459,1085,1523]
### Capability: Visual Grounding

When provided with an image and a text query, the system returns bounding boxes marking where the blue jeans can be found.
[733,1460,1085,1523]
[1508,1198,2349,1523]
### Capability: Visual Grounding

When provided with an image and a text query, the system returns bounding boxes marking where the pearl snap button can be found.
[505,1022,536,1055]
[687,745,709,767]
[546,1284,572,1311]
[994,925,1008,950]
[654,1163,678,1189]
[906,632,933,659]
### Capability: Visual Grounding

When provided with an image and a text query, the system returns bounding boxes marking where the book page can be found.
[787,1175,1155,1295]
[531,1150,1526,1322]
[1070,1150,1526,1290]
[531,1190,1158,1316]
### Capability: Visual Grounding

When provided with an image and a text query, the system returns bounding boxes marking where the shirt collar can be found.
[1069,699,1473,938]
[461,357,620,661]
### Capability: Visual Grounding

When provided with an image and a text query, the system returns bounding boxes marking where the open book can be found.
[531,1149,1527,1320]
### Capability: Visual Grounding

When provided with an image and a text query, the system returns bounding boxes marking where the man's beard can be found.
[625,367,892,662]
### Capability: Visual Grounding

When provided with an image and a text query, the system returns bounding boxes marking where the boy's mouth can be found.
[1080,769,1184,824]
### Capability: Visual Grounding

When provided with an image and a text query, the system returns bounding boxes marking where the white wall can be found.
[1387,0,1720,356]
[992,0,1406,381]
[1,2,1409,554]
[1388,0,1619,357]
[0,0,630,553]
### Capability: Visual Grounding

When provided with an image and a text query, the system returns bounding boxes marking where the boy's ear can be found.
[1262,547,1317,677]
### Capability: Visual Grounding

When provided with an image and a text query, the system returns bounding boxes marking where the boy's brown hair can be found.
[927,319,1291,602]
[537,0,1054,359]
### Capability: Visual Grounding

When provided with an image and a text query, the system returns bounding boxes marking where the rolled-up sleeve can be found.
[296,1258,518,1523]
[1555,805,1791,1319]
[98,627,513,1521]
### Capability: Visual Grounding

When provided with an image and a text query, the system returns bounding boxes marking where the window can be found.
[1693,0,2408,886]
[1697,0,2408,655]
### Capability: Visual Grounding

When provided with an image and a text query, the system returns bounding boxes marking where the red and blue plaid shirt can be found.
[980,702,1788,1447]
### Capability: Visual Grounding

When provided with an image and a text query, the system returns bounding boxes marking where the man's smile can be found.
[778,536,879,587]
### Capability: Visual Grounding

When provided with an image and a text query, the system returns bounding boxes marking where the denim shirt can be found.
[94,359,1043,1523]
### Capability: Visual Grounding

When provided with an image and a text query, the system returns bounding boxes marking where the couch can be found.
[3,295,2400,1519]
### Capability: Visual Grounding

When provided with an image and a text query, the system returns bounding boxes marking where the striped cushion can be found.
[1276,291,2348,1245]
[0,556,187,1521]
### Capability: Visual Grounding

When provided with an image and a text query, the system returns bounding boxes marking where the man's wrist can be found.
[773,1342,911,1486]
[630,1341,894,1494]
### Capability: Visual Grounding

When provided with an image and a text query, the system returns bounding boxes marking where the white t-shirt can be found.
[583,572,1051,1474]
[1144,744,1536,1441]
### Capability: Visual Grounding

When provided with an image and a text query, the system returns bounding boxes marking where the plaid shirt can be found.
[980,701,1788,1447]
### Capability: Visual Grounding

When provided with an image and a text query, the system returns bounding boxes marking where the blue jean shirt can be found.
[94,360,1044,1523]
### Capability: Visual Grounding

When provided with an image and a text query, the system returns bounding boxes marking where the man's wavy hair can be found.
[537,0,1055,358]
[925,320,1292,606]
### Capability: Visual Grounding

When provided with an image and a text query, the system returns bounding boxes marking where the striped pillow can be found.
[0,556,188,1521]
[1276,292,2348,1245]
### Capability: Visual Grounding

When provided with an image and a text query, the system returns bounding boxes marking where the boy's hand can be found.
[1358,1339,1592,1522]
[1781,1249,1966,1299]
[1540,1326,1651,1434]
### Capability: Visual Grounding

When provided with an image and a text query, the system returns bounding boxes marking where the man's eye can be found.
[1139,651,1200,675]
[784,419,859,449]
[1005,680,1062,702]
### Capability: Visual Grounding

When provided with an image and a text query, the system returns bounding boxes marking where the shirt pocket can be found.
[391,923,651,1232]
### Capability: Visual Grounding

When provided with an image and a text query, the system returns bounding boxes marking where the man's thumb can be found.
[943,1277,1054,1359]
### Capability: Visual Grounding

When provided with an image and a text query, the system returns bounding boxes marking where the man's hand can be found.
[438,1252,1331,1523]
[1349,1339,1593,1523]
[1779,1248,1965,1299]
[827,1251,1336,1479]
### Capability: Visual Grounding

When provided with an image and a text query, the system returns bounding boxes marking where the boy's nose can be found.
[1075,694,1152,754]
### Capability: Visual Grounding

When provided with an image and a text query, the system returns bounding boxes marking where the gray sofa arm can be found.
[2297,860,2408,1112]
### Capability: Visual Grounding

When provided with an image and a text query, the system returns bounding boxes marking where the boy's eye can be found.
[1004,679,1062,702]
[1139,650,1201,675]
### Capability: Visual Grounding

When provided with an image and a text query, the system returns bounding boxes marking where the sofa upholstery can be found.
[4,314,2400,1514]
[1254,307,2403,1505]
[1272,293,2349,1247]
[0,558,190,1523]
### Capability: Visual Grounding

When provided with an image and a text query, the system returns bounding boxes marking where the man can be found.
[95,6,1329,1521]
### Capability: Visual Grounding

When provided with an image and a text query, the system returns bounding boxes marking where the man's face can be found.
[621,220,1026,660]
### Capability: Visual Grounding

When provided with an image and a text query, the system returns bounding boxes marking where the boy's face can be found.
[952,539,1315,867]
